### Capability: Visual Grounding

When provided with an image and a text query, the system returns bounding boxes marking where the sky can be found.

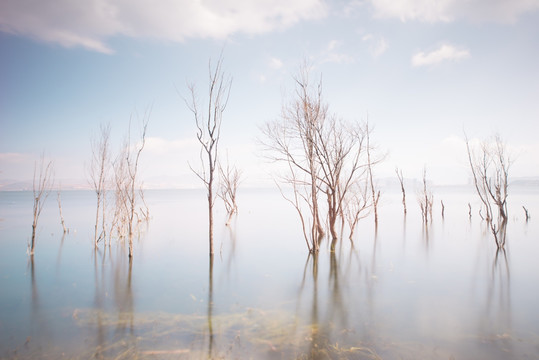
[1,0,538,189]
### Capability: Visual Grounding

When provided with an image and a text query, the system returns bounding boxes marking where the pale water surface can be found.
[0,187,538,359]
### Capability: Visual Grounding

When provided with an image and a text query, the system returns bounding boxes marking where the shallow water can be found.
[0,186,538,359]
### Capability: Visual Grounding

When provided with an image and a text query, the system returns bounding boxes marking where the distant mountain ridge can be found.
[1,176,538,191]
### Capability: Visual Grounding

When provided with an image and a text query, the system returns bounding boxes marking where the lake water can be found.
[1,186,538,359]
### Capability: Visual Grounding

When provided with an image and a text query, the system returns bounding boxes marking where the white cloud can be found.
[369,0,539,23]
[362,34,388,58]
[0,0,327,53]
[327,39,341,51]
[412,44,470,67]
[269,57,284,69]
[321,39,354,64]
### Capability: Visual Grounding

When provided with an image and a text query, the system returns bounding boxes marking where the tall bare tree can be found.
[90,123,111,247]
[263,63,376,252]
[262,64,327,252]
[186,55,232,255]
[30,155,53,255]
[465,134,511,248]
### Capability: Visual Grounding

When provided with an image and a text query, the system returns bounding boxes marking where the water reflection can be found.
[207,254,214,359]
[89,244,135,359]
[481,248,512,335]
[293,247,378,358]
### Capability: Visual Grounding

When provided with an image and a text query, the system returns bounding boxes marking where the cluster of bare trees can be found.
[465,134,511,248]
[89,113,150,258]
[262,64,382,253]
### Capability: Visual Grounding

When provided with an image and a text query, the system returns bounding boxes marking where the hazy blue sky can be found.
[1,0,538,188]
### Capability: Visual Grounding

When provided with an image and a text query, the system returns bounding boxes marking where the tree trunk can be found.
[208,191,214,255]
[31,224,36,254]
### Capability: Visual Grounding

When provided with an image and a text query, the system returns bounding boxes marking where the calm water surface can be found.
[0,187,538,359]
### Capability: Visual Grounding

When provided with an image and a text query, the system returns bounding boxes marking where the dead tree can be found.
[395,167,407,215]
[30,155,53,255]
[218,155,242,226]
[418,167,433,226]
[186,55,231,255]
[440,199,445,219]
[366,122,381,227]
[343,179,371,241]
[57,189,67,234]
[261,63,327,253]
[262,64,377,252]
[522,206,530,222]
[110,147,130,242]
[90,123,111,247]
[465,134,511,248]
[125,113,150,258]
[315,118,370,251]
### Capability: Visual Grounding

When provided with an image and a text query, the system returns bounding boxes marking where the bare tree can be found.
[262,64,376,252]
[366,122,381,227]
[124,113,150,258]
[395,167,407,215]
[343,179,371,241]
[465,134,511,248]
[261,64,327,253]
[218,155,242,226]
[110,147,130,242]
[186,55,232,255]
[90,124,111,247]
[418,167,433,226]
[316,120,369,251]
[440,199,445,219]
[30,155,53,255]
[522,206,530,222]
[57,189,67,234]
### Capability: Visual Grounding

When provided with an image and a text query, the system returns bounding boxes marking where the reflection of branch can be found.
[482,248,511,335]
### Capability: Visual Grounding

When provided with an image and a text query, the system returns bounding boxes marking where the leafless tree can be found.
[366,122,381,227]
[218,155,242,226]
[465,134,511,248]
[90,123,111,247]
[261,64,328,252]
[110,147,130,242]
[124,113,150,258]
[522,206,530,222]
[30,155,53,255]
[343,179,371,241]
[317,120,370,251]
[57,189,67,234]
[440,199,445,219]
[185,55,231,255]
[395,167,407,215]
[418,167,433,226]
[262,63,376,252]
